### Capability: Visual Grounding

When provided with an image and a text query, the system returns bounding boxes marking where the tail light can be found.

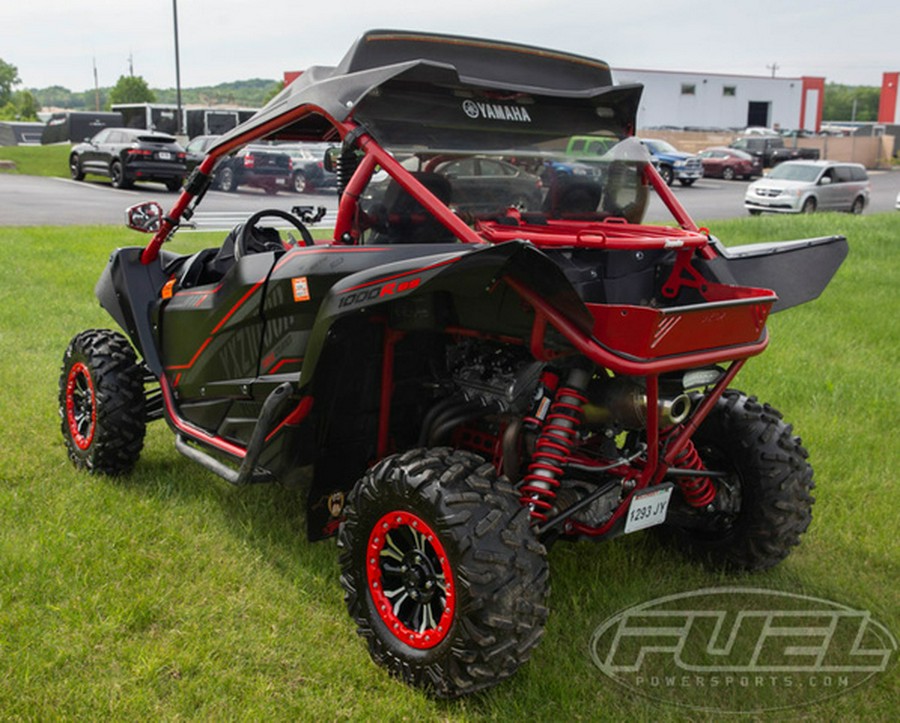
[243,154,255,169]
[287,158,293,171]
[126,148,152,157]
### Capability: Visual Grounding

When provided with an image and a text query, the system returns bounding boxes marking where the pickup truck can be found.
[729,135,820,167]
[637,138,704,186]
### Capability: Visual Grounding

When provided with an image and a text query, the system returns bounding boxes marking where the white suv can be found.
[745,160,869,215]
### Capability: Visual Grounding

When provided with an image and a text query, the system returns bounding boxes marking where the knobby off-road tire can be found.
[663,390,815,571]
[339,447,549,698]
[59,329,146,475]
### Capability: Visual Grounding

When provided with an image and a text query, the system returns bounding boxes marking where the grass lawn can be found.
[0,143,71,176]
[0,214,897,719]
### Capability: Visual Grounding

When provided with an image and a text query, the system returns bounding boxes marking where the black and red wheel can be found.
[339,447,549,698]
[59,329,146,475]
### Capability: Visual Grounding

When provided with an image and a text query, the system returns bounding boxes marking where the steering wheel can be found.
[235,208,314,261]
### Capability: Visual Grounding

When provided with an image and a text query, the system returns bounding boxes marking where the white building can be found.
[612,68,824,133]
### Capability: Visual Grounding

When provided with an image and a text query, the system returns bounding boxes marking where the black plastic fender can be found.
[703,235,848,312]
[297,239,592,392]
[94,247,170,375]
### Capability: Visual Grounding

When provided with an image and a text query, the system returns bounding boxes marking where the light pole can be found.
[172,0,183,134]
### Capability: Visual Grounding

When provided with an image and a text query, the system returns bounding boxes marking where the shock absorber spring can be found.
[519,368,590,522]
[335,147,361,196]
[669,438,717,508]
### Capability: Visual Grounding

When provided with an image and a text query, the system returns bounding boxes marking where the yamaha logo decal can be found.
[462,99,532,123]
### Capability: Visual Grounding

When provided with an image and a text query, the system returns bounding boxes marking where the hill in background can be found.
[29,78,280,111]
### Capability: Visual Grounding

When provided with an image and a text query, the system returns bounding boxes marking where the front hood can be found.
[655,151,694,163]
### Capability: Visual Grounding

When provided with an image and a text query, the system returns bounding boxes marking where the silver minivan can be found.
[745,160,870,215]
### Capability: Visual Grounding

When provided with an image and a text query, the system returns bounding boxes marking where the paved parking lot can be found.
[0,170,897,229]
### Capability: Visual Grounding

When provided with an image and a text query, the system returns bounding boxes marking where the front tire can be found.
[217,166,237,192]
[850,196,865,214]
[339,447,549,698]
[722,167,735,181]
[59,330,146,475]
[661,391,814,571]
[801,196,817,214]
[69,155,84,181]
[659,165,675,186]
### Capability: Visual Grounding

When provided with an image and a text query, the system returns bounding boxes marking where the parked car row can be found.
[69,128,337,195]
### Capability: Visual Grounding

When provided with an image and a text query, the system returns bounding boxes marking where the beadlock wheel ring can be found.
[366,510,455,649]
[66,361,96,451]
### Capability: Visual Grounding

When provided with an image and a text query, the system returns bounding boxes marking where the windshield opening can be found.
[767,163,821,182]
[352,136,653,244]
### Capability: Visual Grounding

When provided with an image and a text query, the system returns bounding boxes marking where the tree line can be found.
[0,55,885,125]
[1,58,281,121]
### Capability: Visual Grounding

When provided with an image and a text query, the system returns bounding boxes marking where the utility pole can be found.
[766,62,780,78]
[172,0,183,134]
[93,57,100,111]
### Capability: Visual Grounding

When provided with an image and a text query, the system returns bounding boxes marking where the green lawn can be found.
[0,143,71,176]
[0,215,897,719]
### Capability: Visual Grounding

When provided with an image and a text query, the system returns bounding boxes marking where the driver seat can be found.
[178,222,283,290]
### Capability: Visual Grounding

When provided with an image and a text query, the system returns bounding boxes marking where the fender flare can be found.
[297,240,592,392]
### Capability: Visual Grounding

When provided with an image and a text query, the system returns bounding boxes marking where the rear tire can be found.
[110,160,131,189]
[661,391,814,571]
[59,329,146,475]
[165,178,183,192]
[292,171,308,193]
[339,447,549,698]
[722,167,735,181]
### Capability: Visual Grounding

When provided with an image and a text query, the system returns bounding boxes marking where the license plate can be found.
[157,151,172,160]
[624,483,673,534]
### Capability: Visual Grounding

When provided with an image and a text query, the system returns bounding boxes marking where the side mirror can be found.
[125,201,164,233]
[323,146,340,173]
[820,176,832,186]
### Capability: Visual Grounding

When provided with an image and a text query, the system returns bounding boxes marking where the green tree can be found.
[107,75,156,107]
[0,90,40,121]
[823,84,880,122]
[14,89,40,120]
[0,58,22,106]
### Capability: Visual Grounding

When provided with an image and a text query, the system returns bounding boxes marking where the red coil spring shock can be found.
[669,438,717,508]
[520,369,590,522]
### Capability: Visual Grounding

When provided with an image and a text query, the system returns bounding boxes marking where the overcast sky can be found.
[3,0,898,92]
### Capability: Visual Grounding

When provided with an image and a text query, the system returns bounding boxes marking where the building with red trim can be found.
[611,68,825,132]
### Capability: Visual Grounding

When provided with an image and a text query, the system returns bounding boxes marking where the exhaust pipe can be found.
[582,378,691,429]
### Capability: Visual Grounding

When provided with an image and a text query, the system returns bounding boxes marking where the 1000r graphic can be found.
[59,30,847,698]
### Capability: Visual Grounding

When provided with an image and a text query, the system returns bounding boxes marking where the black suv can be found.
[69,128,187,191]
